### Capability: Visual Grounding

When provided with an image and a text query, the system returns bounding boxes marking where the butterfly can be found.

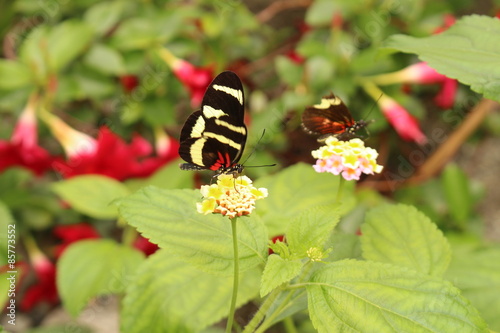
[179,71,247,177]
[302,93,370,142]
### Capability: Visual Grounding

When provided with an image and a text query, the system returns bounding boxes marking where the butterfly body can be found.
[179,71,247,176]
[302,93,369,142]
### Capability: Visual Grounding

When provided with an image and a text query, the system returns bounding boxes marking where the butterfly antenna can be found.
[362,93,383,120]
[241,129,277,168]
[241,129,264,166]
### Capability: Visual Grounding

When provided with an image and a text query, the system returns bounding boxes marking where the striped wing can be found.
[179,71,247,171]
[302,93,355,136]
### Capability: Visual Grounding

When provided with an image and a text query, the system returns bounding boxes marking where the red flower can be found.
[20,254,58,311]
[378,95,427,145]
[433,14,456,34]
[0,94,54,175]
[269,235,285,255]
[159,48,214,107]
[133,236,159,256]
[285,50,305,65]
[433,76,458,109]
[53,223,100,258]
[120,75,140,93]
[51,126,179,180]
[373,62,458,109]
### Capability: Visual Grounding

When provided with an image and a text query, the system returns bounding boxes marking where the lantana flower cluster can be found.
[197,174,268,219]
[312,137,383,181]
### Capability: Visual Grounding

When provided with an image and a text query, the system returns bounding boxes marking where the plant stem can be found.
[242,288,281,333]
[226,217,240,333]
[336,176,345,203]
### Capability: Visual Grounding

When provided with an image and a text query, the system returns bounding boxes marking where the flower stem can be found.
[242,287,281,333]
[226,217,240,333]
[358,78,385,101]
[336,176,345,203]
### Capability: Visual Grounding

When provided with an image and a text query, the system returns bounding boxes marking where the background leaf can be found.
[0,60,34,90]
[57,239,145,316]
[361,204,451,276]
[445,238,500,331]
[383,15,500,101]
[47,20,94,71]
[121,250,260,333]
[0,200,15,266]
[307,260,488,333]
[260,255,303,297]
[255,163,355,236]
[286,205,340,257]
[117,187,268,276]
[52,175,131,219]
[83,43,126,75]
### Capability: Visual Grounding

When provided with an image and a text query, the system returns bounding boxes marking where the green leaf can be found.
[117,187,268,275]
[83,43,126,75]
[57,239,145,316]
[383,15,500,101]
[361,204,451,277]
[0,60,34,90]
[83,1,125,36]
[52,175,130,219]
[121,250,260,333]
[445,240,500,331]
[287,205,340,257]
[0,201,15,266]
[441,163,472,228]
[275,55,303,86]
[47,20,94,71]
[255,163,355,236]
[260,255,303,297]
[124,159,194,193]
[307,260,488,333]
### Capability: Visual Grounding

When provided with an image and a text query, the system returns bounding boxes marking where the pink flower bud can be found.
[378,96,427,144]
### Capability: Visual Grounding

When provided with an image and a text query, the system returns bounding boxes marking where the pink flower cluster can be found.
[312,137,383,181]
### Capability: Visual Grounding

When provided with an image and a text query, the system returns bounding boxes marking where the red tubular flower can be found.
[53,223,100,258]
[378,95,427,145]
[433,14,456,34]
[0,94,54,175]
[51,125,179,180]
[285,50,305,65]
[373,62,458,109]
[120,75,140,93]
[133,236,159,256]
[20,253,58,312]
[158,48,214,107]
[433,77,458,109]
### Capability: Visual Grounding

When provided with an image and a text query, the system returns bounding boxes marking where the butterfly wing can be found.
[302,93,355,136]
[179,71,247,171]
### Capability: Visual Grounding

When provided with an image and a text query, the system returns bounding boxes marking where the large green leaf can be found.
[117,187,268,276]
[383,15,500,101]
[307,260,488,333]
[286,205,340,257]
[260,255,303,297]
[121,250,260,333]
[57,240,145,316]
[255,163,355,236]
[361,204,451,277]
[52,175,131,219]
[445,240,500,331]
[124,159,194,193]
[0,60,34,90]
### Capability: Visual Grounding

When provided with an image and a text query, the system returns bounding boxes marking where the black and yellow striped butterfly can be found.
[179,71,247,176]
